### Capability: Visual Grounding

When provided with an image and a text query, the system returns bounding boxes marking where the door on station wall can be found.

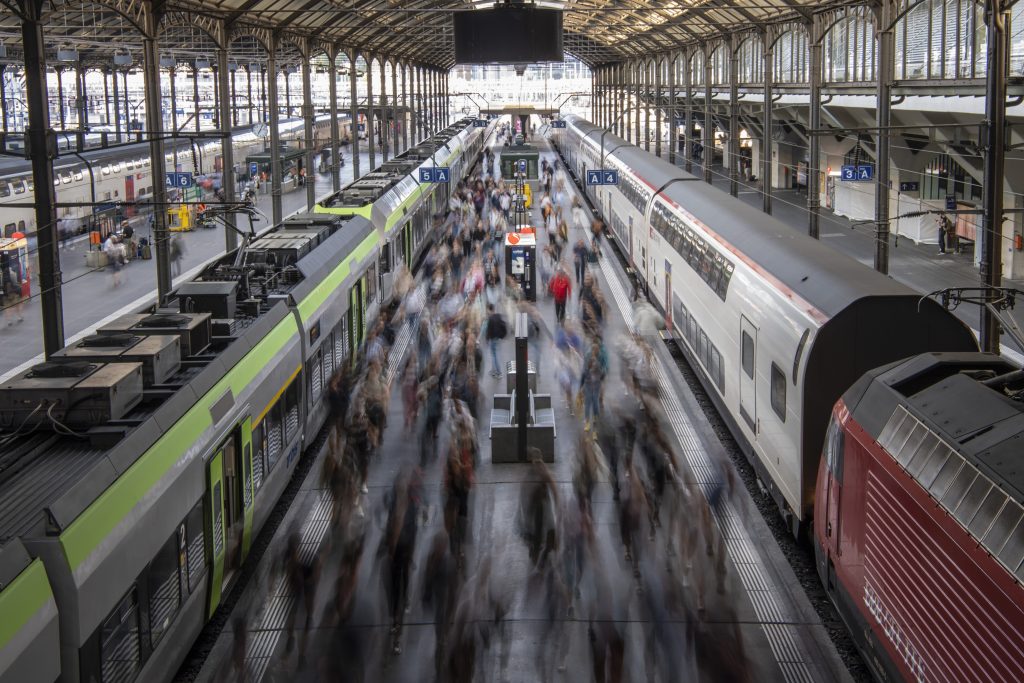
[739,316,758,433]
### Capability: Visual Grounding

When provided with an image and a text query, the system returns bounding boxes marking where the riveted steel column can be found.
[874,1,894,274]
[630,62,638,143]
[379,58,389,162]
[366,56,376,170]
[217,43,238,251]
[668,54,676,164]
[391,61,400,154]
[617,63,625,138]
[268,45,283,225]
[643,62,650,150]
[22,0,63,354]
[703,46,713,184]
[656,58,664,157]
[762,30,773,214]
[193,62,201,134]
[76,65,87,130]
[328,49,341,192]
[142,23,172,304]
[302,49,316,210]
[349,51,361,180]
[729,37,739,197]
[111,67,122,142]
[981,0,1008,351]
[415,66,422,140]
[808,17,822,238]
[684,50,693,173]
[401,63,409,149]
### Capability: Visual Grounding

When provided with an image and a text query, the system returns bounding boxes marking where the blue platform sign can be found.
[418,167,451,183]
[165,172,194,188]
[587,169,619,186]
[248,162,259,178]
[357,123,365,132]
[473,119,488,127]
[551,120,566,129]
[841,164,873,181]
[945,195,957,211]
[517,159,527,174]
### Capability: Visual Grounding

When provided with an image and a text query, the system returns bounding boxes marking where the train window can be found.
[61,173,72,184]
[697,330,708,366]
[126,161,134,171]
[102,165,112,175]
[13,181,25,194]
[74,171,83,181]
[379,241,391,274]
[308,350,323,403]
[0,183,9,198]
[26,180,33,191]
[916,443,951,490]
[824,416,844,481]
[252,420,265,493]
[3,223,14,237]
[366,263,378,303]
[322,332,335,385]
[100,588,141,683]
[185,501,206,592]
[998,524,1024,580]
[770,363,786,422]
[147,531,182,648]
[284,381,300,444]
[112,163,121,173]
[984,502,1023,554]
[710,347,722,390]
[939,466,977,511]
[906,432,941,477]
[266,402,283,474]
[741,331,754,379]
[967,486,1008,538]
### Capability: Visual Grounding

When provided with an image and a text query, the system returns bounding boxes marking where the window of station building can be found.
[147,531,182,648]
[61,173,72,184]
[100,588,141,683]
[742,331,754,379]
[102,165,112,176]
[13,180,25,194]
[74,171,83,181]
[770,362,786,422]
[112,163,121,173]
[26,179,33,192]
[920,154,982,203]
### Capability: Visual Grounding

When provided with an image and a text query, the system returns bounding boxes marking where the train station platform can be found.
[0,148,377,381]
[192,137,851,683]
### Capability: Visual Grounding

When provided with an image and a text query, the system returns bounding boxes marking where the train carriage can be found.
[817,354,1024,682]
[0,118,490,683]
[553,114,977,532]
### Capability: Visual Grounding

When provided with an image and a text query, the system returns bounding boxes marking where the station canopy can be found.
[0,0,818,71]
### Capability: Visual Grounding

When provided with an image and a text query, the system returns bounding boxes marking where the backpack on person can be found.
[489,314,508,340]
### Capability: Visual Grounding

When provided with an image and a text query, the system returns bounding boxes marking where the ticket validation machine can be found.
[504,230,537,301]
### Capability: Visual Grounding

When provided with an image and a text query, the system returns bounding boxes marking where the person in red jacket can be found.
[549,267,572,324]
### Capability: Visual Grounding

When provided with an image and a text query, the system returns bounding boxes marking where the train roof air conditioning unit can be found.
[97,312,212,358]
[0,360,143,431]
[51,333,181,386]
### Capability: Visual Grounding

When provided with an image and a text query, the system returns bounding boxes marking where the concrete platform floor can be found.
[195,138,851,683]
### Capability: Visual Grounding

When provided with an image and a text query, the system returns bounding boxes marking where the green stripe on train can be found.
[59,241,375,570]
[297,231,380,320]
[0,559,52,651]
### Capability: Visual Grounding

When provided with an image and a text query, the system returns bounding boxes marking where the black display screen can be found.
[454,7,564,64]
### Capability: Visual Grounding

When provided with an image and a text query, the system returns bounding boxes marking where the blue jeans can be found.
[584,386,601,421]
[489,338,501,374]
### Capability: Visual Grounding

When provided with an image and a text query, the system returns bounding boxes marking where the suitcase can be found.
[141,244,152,260]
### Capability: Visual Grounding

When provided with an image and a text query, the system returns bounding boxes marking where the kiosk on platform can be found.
[504,228,537,301]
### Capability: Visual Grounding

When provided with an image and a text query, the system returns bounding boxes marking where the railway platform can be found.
[0,149,375,381]
[192,138,852,683]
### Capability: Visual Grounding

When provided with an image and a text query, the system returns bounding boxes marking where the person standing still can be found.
[484,303,508,377]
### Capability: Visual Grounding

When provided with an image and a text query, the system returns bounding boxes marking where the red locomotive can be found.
[815,352,1024,683]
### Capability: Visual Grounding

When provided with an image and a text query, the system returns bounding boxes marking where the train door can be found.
[124,176,136,217]
[349,281,364,350]
[663,262,673,329]
[403,224,413,267]
[204,419,254,617]
[739,316,757,433]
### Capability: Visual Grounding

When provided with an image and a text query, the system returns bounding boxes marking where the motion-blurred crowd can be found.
[223,143,749,683]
